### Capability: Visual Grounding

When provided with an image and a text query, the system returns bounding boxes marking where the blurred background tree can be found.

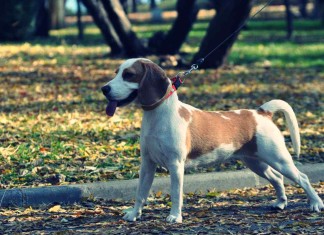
[0,0,323,68]
[49,0,66,29]
[0,0,40,40]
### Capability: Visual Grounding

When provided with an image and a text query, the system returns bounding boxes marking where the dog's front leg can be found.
[166,161,185,223]
[123,158,157,222]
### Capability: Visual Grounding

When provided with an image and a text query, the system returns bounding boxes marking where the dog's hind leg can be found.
[242,157,288,209]
[259,147,324,212]
[123,158,157,222]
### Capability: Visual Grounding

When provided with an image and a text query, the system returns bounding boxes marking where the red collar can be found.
[165,76,183,99]
[141,76,183,111]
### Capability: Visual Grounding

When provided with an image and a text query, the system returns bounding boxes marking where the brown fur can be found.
[138,61,170,109]
[178,106,191,122]
[257,107,273,118]
[122,60,145,84]
[186,110,258,159]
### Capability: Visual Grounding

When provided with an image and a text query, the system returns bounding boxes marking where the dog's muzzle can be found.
[101,85,138,117]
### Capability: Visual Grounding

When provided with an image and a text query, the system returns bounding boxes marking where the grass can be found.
[0,16,323,188]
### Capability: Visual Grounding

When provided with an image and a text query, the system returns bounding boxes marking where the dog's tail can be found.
[259,99,300,158]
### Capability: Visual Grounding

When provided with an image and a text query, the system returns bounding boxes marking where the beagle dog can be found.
[101,58,323,223]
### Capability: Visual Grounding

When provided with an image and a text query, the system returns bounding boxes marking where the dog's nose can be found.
[101,85,111,96]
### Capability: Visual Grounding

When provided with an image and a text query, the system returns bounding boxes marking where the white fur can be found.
[260,100,300,157]
[186,143,236,169]
[234,110,241,114]
[221,115,231,120]
[105,58,324,224]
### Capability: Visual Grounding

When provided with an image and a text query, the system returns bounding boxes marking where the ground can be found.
[1,183,323,234]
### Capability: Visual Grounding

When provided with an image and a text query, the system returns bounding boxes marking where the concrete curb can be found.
[1,163,323,208]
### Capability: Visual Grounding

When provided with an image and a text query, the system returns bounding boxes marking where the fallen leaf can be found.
[48,205,66,213]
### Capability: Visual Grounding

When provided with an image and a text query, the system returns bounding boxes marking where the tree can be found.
[312,0,324,21]
[0,0,40,41]
[299,0,308,18]
[151,0,199,55]
[101,0,147,56]
[77,0,84,40]
[49,0,65,29]
[81,0,146,56]
[317,0,324,24]
[82,0,255,68]
[284,0,293,39]
[34,0,51,37]
[81,0,123,56]
[150,0,157,10]
[131,0,137,13]
[120,0,128,14]
[35,0,66,37]
[192,0,253,69]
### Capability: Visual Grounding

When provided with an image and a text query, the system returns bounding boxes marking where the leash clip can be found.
[184,64,198,76]
[174,58,205,86]
[181,58,205,77]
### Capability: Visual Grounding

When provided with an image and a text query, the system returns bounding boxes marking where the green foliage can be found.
[0,17,323,188]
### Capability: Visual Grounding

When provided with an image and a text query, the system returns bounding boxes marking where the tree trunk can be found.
[77,0,84,40]
[132,0,137,13]
[312,0,319,18]
[284,0,293,39]
[318,0,324,24]
[120,0,128,14]
[101,0,147,57]
[150,0,156,10]
[0,0,40,41]
[192,0,253,69]
[81,0,123,56]
[34,0,50,37]
[153,0,199,55]
[49,0,65,29]
[299,0,308,18]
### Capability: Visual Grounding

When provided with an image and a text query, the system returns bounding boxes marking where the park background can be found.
[0,0,323,233]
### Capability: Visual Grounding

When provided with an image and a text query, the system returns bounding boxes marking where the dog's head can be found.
[102,58,171,115]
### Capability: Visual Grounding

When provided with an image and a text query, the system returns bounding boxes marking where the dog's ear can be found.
[138,61,170,109]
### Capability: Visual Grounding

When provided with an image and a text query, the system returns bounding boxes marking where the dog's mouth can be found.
[105,90,138,117]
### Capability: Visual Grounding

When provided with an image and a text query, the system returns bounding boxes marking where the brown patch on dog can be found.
[138,61,170,109]
[186,110,257,159]
[178,106,191,122]
[257,107,272,119]
[122,60,145,83]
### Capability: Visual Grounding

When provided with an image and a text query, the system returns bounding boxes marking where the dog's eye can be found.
[123,71,135,80]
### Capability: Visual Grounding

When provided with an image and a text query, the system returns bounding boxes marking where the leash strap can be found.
[170,58,204,90]
[174,0,274,84]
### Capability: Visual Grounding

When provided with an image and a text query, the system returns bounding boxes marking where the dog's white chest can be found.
[140,100,189,167]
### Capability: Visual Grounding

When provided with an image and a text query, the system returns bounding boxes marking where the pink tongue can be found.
[106,101,118,117]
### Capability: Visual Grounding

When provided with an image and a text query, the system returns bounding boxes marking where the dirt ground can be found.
[1,183,323,234]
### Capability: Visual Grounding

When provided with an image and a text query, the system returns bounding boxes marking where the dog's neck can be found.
[142,91,180,119]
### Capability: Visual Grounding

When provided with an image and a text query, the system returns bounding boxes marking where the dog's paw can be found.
[309,199,324,212]
[272,199,288,210]
[166,214,182,223]
[123,210,141,222]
